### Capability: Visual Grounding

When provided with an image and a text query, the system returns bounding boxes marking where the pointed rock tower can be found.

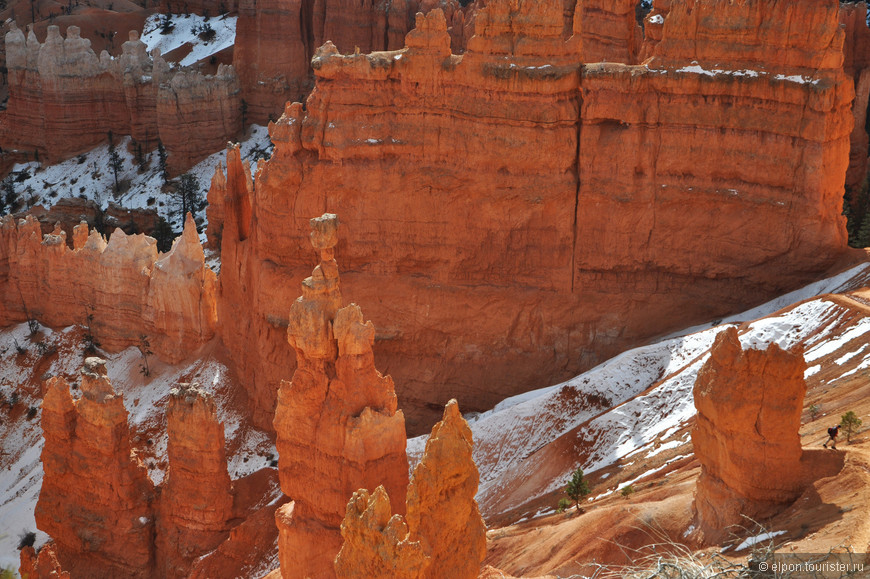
[335,399,487,579]
[273,213,409,578]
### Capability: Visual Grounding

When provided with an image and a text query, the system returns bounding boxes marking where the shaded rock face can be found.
[35,358,155,578]
[692,327,807,542]
[1,25,241,172]
[214,0,855,435]
[272,213,409,578]
[840,3,870,200]
[156,383,235,578]
[334,400,486,579]
[0,213,216,363]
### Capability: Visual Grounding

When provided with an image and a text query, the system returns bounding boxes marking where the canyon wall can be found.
[214,0,855,434]
[840,3,870,197]
[0,24,241,173]
[0,213,216,363]
[272,213,409,578]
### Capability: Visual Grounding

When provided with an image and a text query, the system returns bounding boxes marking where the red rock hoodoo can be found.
[692,327,807,542]
[0,24,241,172]
[35,358,155,578]
[214,0,855,434]
[334,399,486,579]
[272,213,409,578]
[19,543,71,579]
[0,213,216,362]
[156,383,235,578]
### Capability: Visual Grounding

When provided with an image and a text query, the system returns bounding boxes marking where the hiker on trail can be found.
[823,424,840,449]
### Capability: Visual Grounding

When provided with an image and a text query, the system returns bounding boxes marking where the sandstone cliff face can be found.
[334,399,486,579]
[0,24,241,171]
[0,213,216,363]
[35,358,155,578]
[692,327,806,542]
[156,383,234,578]
[272,213,409,579]
[840,3,870,197]
[213,0,855,435]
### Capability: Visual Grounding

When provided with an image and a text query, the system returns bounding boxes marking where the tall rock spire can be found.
[273,213,409,578]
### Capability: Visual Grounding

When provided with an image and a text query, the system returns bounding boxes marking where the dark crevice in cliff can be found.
[382,0,392,50]
[300,0,316,65]
[571,93,583,295]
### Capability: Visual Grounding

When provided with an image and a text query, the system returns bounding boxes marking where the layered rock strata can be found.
[334,399,486,579]
[156,383,235,578]
[272,213,409,578]
[214,0,855,434]
[0,24,241,172]
[692,327,807,541]
[0,213,216,363]
[35,358,155,578]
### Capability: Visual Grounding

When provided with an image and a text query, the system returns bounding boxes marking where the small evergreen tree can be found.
[565,467,590,511]
[174,173,203,223]
[137,334,153,377]
[108,132,123,194]
[152,216,175,253]
[157,141,169,185]
[840,411,863,443]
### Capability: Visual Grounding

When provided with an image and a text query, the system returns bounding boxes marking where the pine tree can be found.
[565,467,590,511]
[841,411,863,443]
[108,132,123,194]
[157,141,169,185]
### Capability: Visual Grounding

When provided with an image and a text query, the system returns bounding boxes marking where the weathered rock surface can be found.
[334,399,486,579]
[0,213,216,363]
[0,24,241,171]
[19,543,71,579]
[156,383,234,578]
[213,0,856,435]
[272,213,409,578]
[23,199,160,244]
[692,327,806,541]
[840,3,870,197]
[35,358,155,578]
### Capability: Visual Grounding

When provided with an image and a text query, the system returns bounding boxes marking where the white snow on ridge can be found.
[9,124,272,244]
[140,13,236,67]
[462,265,870,517]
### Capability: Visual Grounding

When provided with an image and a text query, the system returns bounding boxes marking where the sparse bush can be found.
[26,406,37,420]
[27,317,39,336]
[13,337,26,355]
[556,497,572,513]
[840,411,863,443]
[621,485,635,497]
[159,14,174,34]
[809,403,821,422]
[17,531,36,550]
[82,307,100,354]
[137,334,153,377]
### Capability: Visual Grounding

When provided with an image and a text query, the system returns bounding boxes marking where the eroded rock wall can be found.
[272,213,409,578]
[0,24,241,171]
[0,213,216,363]
[214,0,855,434]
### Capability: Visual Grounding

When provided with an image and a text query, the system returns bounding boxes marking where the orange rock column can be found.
[692,327,808,542]
[156,383,235,578]
[273,213,409,578]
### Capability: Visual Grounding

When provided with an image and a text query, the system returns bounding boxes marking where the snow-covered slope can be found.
[6,124,272,242]
[140,13,236,67]
[407,262,870,519]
